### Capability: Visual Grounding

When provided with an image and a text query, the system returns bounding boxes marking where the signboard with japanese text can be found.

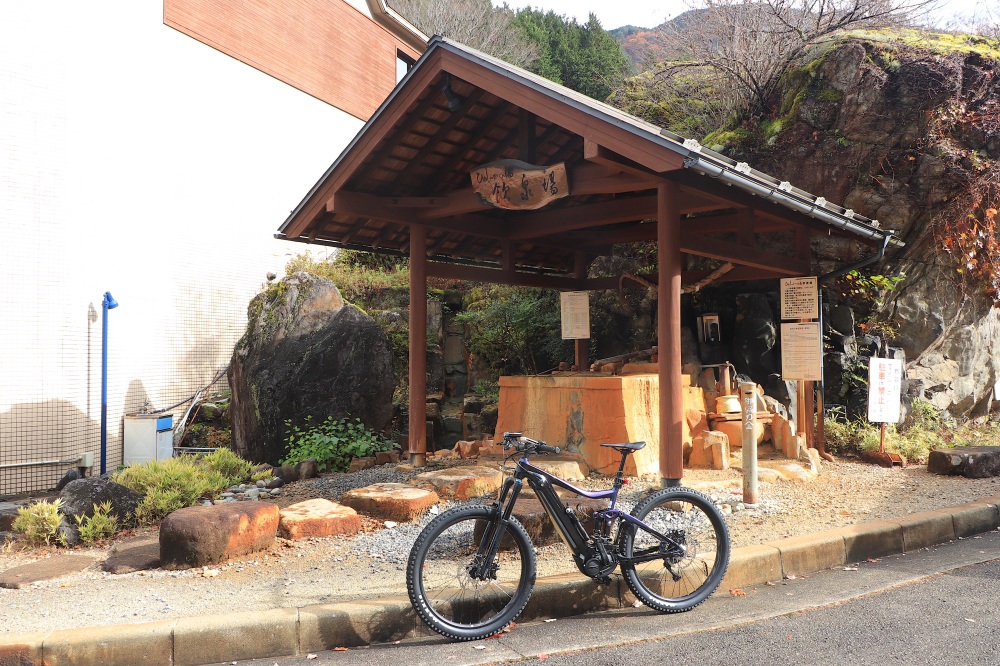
[560,291,590,340]
[867,357,903,423]
[471,159,569,210]
[780,322,823,381]
[780,276,819,320]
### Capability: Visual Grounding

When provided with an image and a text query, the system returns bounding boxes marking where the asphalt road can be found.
[216,530,1000,666]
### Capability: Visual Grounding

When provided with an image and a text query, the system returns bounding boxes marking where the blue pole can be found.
[100,291,118,475]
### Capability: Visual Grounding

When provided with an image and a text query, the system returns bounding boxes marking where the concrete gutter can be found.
[3,496,999,666]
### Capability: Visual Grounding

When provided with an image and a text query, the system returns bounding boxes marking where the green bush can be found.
[283,416,396,473]
[13,499,65,547]
[202,448,253,485]
[114,454,249,525]
[75,501,119,545]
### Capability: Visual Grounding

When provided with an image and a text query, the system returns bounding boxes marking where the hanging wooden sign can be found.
[470,159,569,210]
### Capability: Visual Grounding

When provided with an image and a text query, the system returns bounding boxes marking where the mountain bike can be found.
[406,431,731,640]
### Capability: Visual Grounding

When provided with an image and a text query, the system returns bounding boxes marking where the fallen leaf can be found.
[632,599,643,608]
[965,618,977,623]
[332,648,349,652]
[784,573,797,580]
[729,588,746,597]
[473,645,487,650]
[865,558,881,563]
[765,581,776,586]
[539,655,549,661]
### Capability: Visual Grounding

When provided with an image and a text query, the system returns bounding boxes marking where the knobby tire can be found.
[406,505,536,640]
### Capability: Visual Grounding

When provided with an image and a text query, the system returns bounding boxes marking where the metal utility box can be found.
[123,414,174,466]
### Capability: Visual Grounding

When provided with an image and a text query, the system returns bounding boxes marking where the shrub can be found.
[202,448,253,486]
[75,501,119,545]
[283,416,396,472]
[114,455,248,525]
[13,499,65,547]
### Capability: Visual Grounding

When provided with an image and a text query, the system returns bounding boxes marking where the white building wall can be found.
[0,1,360,494]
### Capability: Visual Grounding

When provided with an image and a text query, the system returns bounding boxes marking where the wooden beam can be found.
[507,195,657,239]
[681,234,810,275]
[425,262,586,289]
[518,109,536,162]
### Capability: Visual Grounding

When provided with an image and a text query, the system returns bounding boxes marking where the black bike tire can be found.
[406,505,537,640]
[619,487,730,613]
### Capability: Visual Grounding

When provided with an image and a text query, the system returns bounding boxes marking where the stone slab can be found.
[159,502,279,570]
[411,465,502,500]
[0,502,20,532]
[0,554,96,589]
[927,446,1000,478]
[278,498,362,539]
[339,484,437,523]
[102,536,161,574]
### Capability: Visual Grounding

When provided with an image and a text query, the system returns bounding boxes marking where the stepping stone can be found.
[340,484,438,523]
[159,502,279,570]
[412,466,503,500]
[102,536,160,574]
[278,499,361,539]
[0,554,96,589]
[928,447,1000,478]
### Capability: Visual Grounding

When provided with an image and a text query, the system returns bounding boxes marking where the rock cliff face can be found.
[228,272,395,465]
[732,37,1000,418]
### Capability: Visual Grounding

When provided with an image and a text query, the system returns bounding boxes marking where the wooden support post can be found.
[657,182,684,487]
[574,251,589,370]
[408,224,428,467]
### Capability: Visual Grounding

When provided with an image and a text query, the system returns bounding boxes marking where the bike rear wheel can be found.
[619,487,730,613]
[406,505,536,640]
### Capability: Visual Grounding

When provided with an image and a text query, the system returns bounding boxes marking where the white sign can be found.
[560,291,590,340]
[780,322,823,381]
[868,358,903,423]
[780,277,819,320]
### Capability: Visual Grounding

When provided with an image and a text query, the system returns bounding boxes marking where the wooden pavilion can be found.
[276,36,897,485]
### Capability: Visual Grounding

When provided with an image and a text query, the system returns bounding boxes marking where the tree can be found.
[630,0,941,131]
[388,0,537,68]
[514,9,633,101]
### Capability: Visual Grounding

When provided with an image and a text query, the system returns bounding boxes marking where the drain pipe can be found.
[100,291,118,476]
[814,234,894,460]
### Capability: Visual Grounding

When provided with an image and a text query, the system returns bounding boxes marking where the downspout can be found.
[101,291,118,476]
[815,234,894,461]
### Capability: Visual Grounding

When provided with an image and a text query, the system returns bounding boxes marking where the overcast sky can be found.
[497,0,997,31]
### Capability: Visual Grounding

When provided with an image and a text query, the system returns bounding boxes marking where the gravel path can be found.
[3,456,1000,635]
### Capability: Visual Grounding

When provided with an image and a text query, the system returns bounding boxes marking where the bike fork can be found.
[469,476,523,580]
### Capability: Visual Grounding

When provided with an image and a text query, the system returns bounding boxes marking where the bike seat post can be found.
[614,449,629,488]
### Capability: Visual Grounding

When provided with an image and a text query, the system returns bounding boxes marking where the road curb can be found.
[4,497,999,666]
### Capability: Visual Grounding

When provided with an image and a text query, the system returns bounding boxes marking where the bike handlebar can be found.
[501,432,561,455]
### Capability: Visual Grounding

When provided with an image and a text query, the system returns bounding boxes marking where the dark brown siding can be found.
[164,0,423,120]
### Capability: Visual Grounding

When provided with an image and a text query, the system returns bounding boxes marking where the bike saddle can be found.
[600,441,646,452]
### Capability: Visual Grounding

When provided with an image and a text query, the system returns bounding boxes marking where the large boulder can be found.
[59,478,143,528]
[159,503,279,569]
[228,272,396,465]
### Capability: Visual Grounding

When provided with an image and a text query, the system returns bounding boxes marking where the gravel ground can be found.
[3,455,1000,635]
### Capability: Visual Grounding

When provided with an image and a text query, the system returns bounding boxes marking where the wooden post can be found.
[408,224,428,467]
[657,182,684,487]
[574,251,589,370]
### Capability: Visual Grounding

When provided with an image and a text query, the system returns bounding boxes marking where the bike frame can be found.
[472,451,680,580]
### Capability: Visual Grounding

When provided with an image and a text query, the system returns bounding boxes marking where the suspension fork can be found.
[469,475,523,579]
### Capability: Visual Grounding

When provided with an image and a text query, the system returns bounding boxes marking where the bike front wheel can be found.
[406,505,536,640]
[619,487,730,613]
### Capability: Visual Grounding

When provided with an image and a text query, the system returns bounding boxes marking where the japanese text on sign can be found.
[780,322,823,381]
[560,291,590,340]
[780,277,819,320]
[867,357,903,423]
[471,159,569,210]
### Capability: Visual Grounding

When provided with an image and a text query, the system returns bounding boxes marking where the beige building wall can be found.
[0,1,361,495]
